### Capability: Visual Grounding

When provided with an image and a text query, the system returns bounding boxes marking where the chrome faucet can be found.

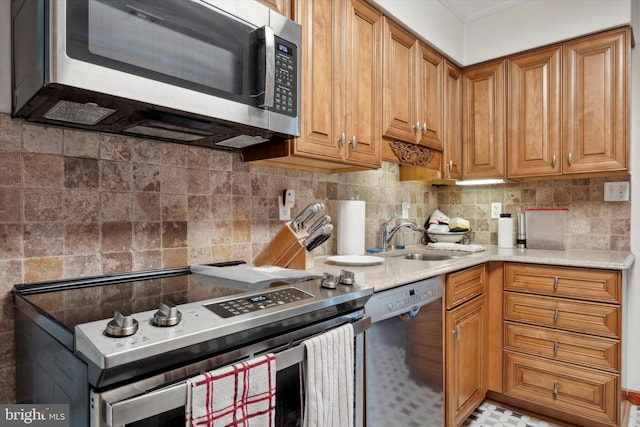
[380,216,423,251]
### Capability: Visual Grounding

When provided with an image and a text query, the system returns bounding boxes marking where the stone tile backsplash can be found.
[0,112,631,402]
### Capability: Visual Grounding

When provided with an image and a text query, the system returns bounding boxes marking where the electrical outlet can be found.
[402,201,410,219]
[491,202,502,219]
[604,181,630,202]
[278,195,291,220]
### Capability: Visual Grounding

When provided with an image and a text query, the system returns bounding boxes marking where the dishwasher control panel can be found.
[364,276,442,323]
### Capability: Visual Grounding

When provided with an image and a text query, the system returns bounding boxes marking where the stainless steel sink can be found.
[403,253,452,261]
[391,250,473,261]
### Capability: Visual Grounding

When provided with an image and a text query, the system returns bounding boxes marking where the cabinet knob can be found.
[422,122,428,134]
[412,121,421,133]
[567,152,573,165]
[553,381,559,397]
[552,154,557,168]
[337,132,346,147]
[351,135,357,150]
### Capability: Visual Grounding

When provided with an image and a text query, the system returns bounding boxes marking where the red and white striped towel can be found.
[185,354,276,427]
[302,323,355,427]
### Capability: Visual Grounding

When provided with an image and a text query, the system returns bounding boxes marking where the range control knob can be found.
[105,311,138,337]
[320,272,337,289]
[153,302,182,327]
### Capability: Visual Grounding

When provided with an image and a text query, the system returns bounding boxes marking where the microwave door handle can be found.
[258,25,275,109]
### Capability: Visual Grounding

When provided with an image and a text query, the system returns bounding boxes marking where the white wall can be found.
[465,0,632,65]
[370,0,465,63]
[628,0,640,393]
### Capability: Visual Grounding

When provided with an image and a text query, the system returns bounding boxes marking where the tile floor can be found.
[463,401,640,427]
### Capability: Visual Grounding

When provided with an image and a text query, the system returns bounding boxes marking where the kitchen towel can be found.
[301,323,354,427]
[336,200,365,255]
[185,354,276,427]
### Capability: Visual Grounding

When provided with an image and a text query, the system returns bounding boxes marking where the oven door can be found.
[90,313,369,427]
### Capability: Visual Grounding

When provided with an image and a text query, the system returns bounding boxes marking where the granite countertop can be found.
[307,245,635,292]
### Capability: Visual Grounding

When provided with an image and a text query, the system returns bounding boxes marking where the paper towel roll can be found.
[336,200,366,255]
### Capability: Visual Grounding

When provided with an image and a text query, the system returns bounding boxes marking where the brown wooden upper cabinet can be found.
[462,60,506,179]
[443,61,463,180]
[382,19,444,151]
[508,28,630,178]
[244,0,382,172]
[295,0,382,169]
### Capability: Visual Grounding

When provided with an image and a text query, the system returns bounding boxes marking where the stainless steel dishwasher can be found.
[364,276,443,427]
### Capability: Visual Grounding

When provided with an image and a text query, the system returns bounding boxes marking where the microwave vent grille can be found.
[43,100,117,126]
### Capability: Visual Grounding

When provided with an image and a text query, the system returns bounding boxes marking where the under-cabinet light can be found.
[455,179,506,186]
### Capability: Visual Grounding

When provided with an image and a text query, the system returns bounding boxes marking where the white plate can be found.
[326,255,385,266]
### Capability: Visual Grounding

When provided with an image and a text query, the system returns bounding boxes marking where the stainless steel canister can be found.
[516,212,526,248]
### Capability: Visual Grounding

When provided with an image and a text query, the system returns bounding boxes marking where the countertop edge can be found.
[309,246,635,292]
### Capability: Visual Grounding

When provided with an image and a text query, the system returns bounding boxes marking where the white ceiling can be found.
[439,0,529,23]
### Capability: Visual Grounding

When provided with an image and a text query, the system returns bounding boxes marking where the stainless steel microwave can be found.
[11,0,301,150]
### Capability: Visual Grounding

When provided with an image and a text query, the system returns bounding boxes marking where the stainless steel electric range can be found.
[14,264,372,427]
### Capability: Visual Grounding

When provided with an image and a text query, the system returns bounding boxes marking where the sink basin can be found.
[402,253,452,261]
[390,250,473,261]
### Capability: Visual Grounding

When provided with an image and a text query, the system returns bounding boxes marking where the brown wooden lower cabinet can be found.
[444,265,488,426]
[504,351,619,425]
[495,262,623,427]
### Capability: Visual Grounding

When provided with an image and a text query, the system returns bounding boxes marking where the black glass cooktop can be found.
[15,266,312,331]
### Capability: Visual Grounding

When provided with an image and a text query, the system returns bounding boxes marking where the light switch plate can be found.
[604,181,630,202]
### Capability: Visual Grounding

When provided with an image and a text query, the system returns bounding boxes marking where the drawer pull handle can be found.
[553,381,559,397]
[553,309,559,322]
[452,326,461,341]
[553,276,559,289]
[553,340,559,353]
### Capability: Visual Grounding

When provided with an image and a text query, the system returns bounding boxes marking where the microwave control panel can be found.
[273,37,297,117]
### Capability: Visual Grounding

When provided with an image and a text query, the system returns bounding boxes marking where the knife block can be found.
[288,250,314,270]
[253,223,304,267]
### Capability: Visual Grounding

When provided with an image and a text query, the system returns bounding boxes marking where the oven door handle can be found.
[96,315,371,427]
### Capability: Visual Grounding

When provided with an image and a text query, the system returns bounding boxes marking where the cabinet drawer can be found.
[445,264,485,309]
[504,293,620,338]
[504,322,619,372]
[504,263,620,303]
[504,351,618,425]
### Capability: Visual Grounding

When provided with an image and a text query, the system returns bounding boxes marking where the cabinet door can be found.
[381,19,419,143]
[294,0,343,161]
[417,43,444,150]
[508,47,562,178]
[462,60,506,178]
[445,263,485,309]
[504,351,618,425]
[443,61,463,179]
[563,28,629,174]
[504,292,620,338]
[504,263,621,304]
[504,322,619,372]
[445,295,486,427]
[343,0,382,167]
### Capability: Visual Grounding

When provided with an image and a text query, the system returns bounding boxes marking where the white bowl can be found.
[427,231,468,243]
